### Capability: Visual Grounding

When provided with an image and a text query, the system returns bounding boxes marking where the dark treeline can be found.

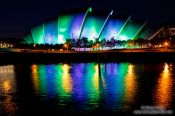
[2,36,175,49]
[16,37,149,49]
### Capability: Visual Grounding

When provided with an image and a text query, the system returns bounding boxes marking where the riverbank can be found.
[1,51,175,63]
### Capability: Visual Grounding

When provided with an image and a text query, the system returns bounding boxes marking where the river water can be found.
[0,62,174,115]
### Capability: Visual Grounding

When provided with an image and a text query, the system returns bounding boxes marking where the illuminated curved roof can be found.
[24,9,148,45]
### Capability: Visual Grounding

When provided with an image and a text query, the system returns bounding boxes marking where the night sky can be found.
[0,0,175,39]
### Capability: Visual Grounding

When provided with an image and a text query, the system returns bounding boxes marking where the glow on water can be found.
[54,64,71,100]
[124,64,137,110]
[101,63,138,111]
[154,63,173,108]
[31,64,39,94]
[29,62,175,112]
[61,64,72,94]
[30,63,140,110]
[0,65,17,115]
[1,62,175,115]
[37,65,48,95]
[83,63,100,107]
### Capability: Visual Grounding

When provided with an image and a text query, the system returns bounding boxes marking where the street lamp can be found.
[64,43,68,51]
[164,42,168,47]
[33,44,36,49]
[95,43,100,51]
[96,43,99,48]
[164,41,169,52]
[129,43,133,48]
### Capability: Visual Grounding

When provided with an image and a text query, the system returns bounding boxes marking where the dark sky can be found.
[0,0,175,39]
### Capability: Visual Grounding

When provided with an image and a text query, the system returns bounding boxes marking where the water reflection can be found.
[93,64,99,92]
[101,63,127,110]
[30,63,101,110]
[31,64,39,94]
[154,63,173,108]
[30,63,140,111]
[1,62,174,115]
[0,65,17,115]
[61,64,72,94]
[1,62,175,115]
[29,62,175,112]
[124,64,137,110]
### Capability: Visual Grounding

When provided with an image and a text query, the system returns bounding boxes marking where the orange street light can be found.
[96,43,99,48]
[164,42,168,47]
[64,44,67,48]
[129,43,133,47]
[64,44,68,51]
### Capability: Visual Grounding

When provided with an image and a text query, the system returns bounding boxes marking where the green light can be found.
[117,20,142,40]
[84,63,100,109]
[88,7,92,13]
[25,10,149,45]
[97,10,113,41]
[24,34,34,44]
[82,16,104,41]
[44,19,58,44]
[79,7,93,40]
[133,21,147,40]
[58,15,73,44]
[115,16,131,40]
[38,65,48,95]
[54,64,64,95]
[31,24,45,44]
[119,35,128,41]
[54,64,72,99]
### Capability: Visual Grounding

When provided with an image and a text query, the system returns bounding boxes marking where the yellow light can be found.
[93,64,99,91]
[128,64,134,74]
[3,80,10,92]
[163,63,169,75]
[0,65,16,113]
[64,44,69,50]
[154,63,173,108]
[62,64,72,93]
[31,64,38,73]
[164,42,168,46]
[64,44,67,48]
[125,64,137,104]
[31,64,39,94]
[129,43,132,46]
[62,64,70,74]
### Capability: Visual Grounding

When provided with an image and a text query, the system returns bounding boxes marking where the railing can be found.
[2,48,175,53]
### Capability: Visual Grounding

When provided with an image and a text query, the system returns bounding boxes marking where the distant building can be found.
[148,26,175,40]
[23,9,148,45]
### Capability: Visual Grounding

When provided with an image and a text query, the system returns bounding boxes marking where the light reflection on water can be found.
[154,63,173,108]
[0,62,174,115]
[124,64,137,110]
[30,63,138,111]
[0,65,17,115]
